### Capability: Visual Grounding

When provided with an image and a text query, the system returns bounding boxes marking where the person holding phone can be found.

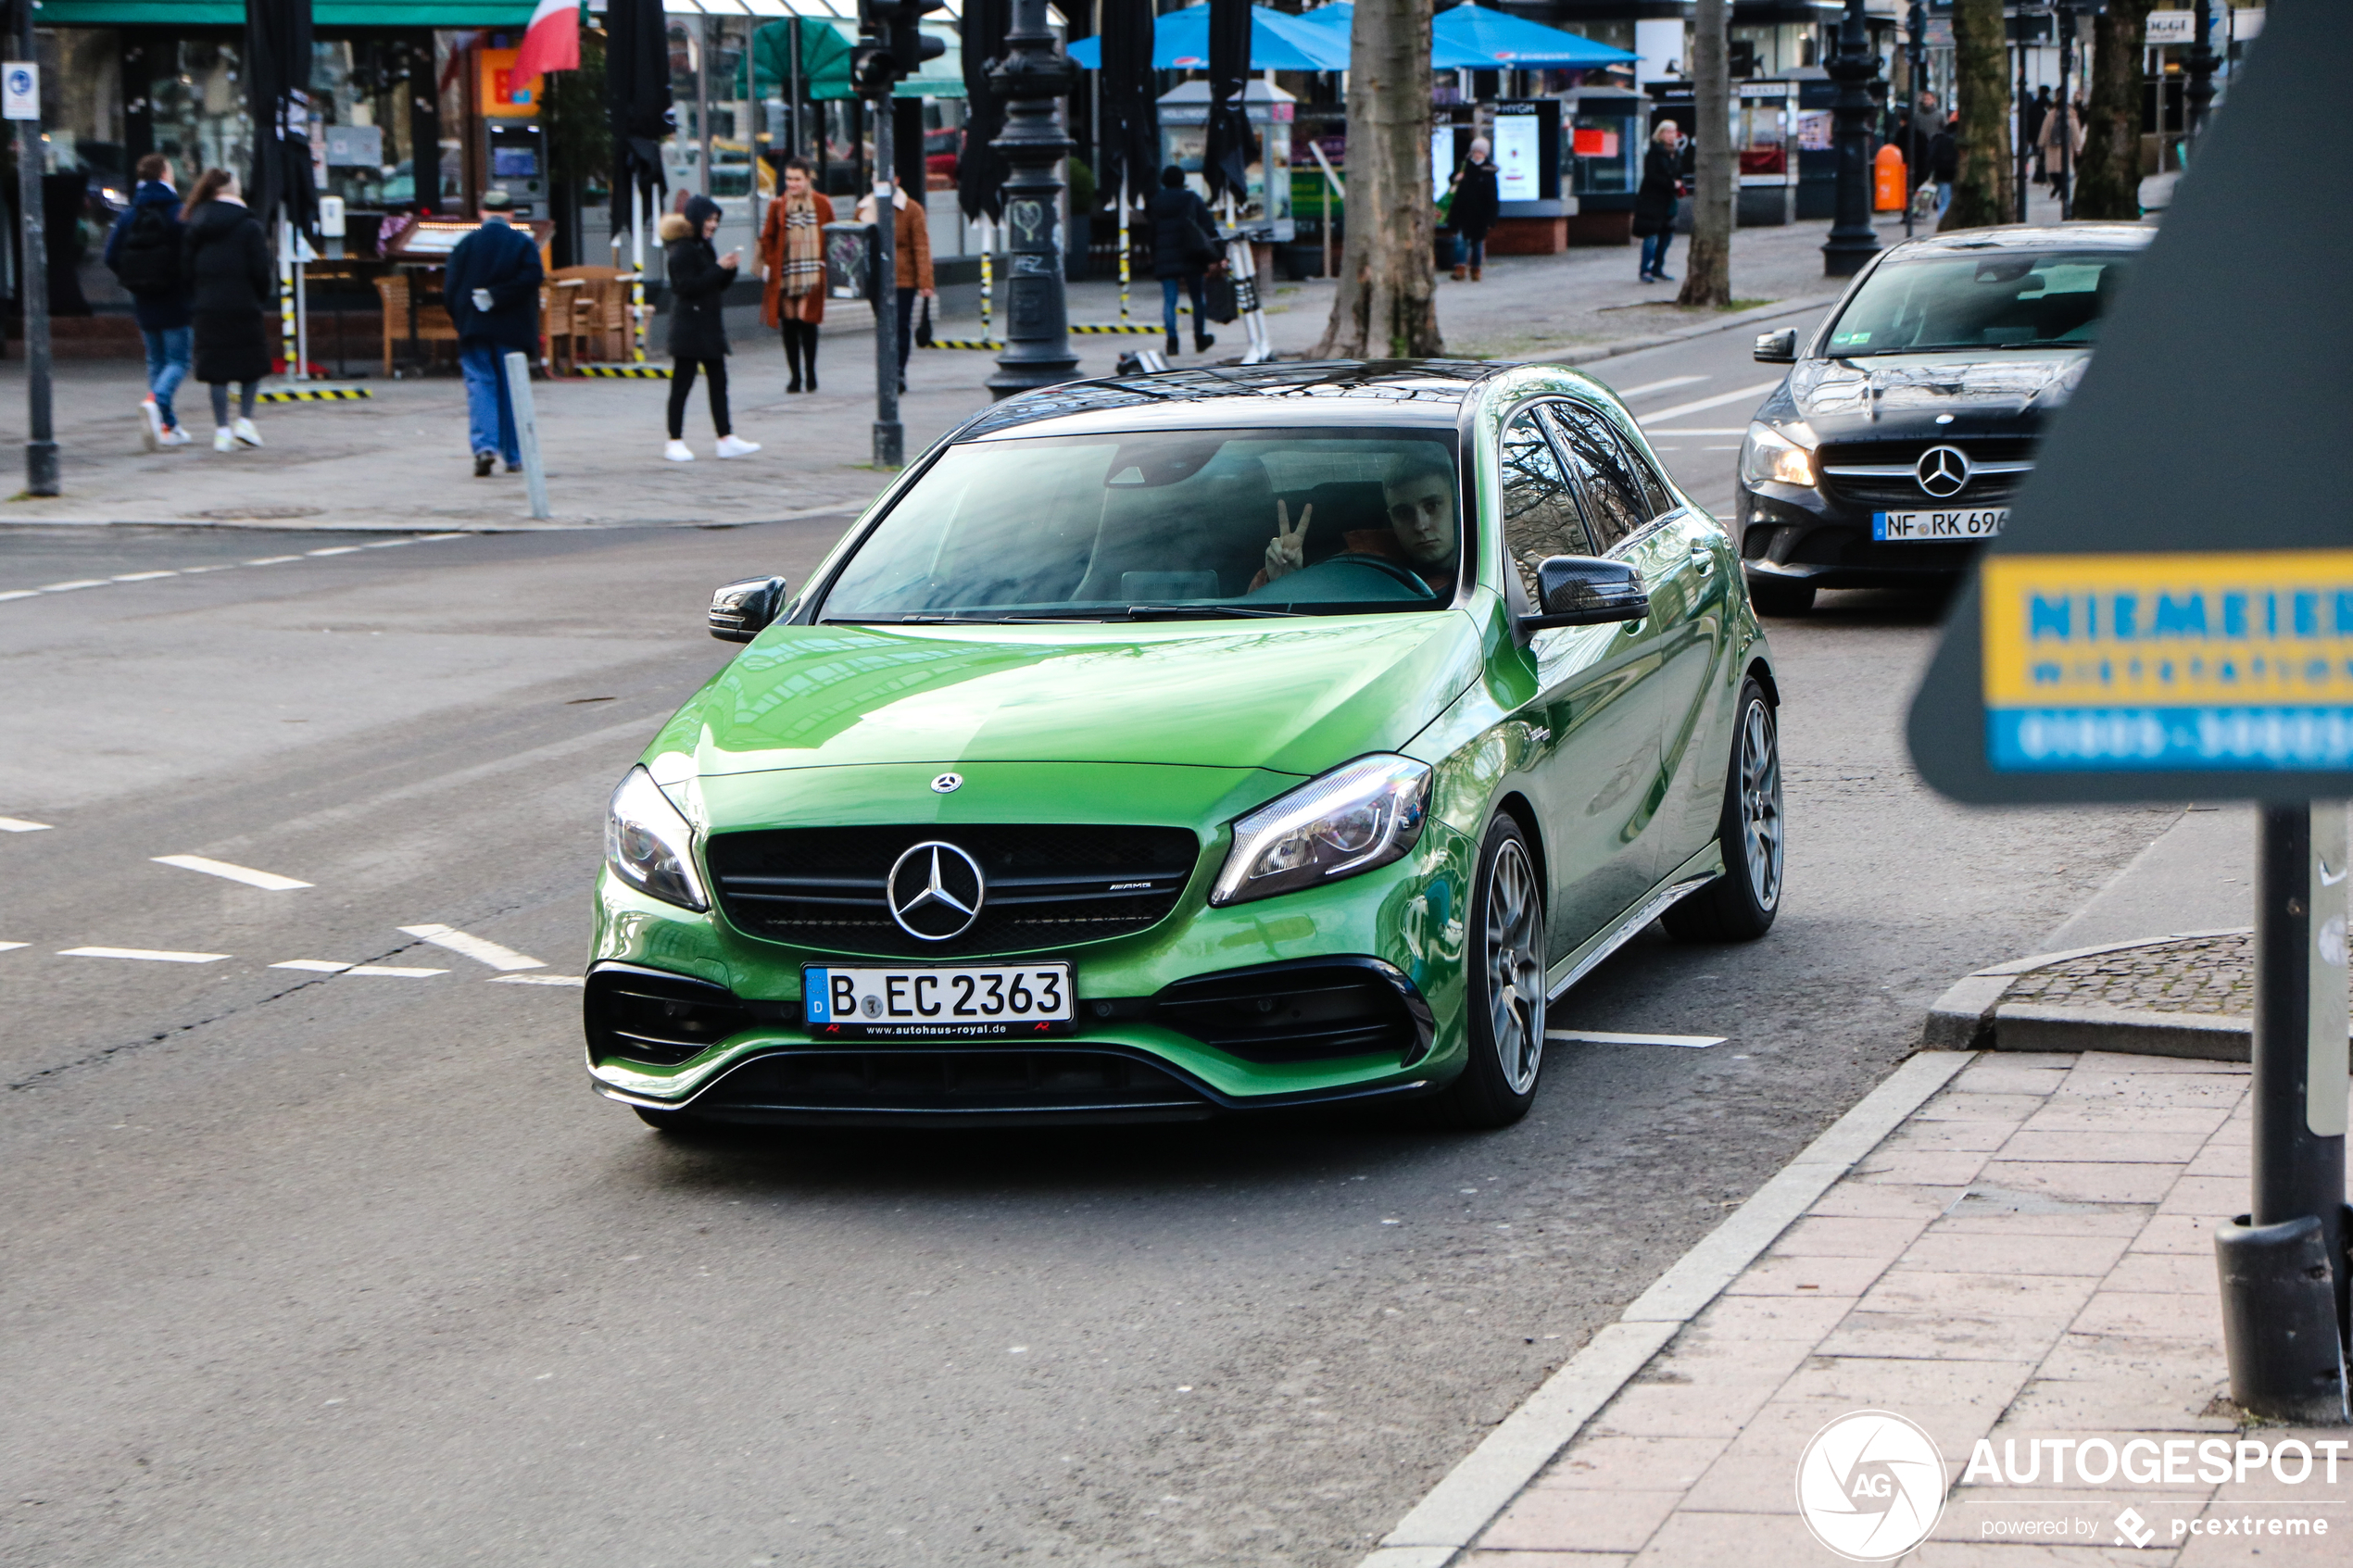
[660,194,759,462]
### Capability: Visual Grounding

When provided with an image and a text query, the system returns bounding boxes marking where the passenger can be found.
[1253,448,1460,594]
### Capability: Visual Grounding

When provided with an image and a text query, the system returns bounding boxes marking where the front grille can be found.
[585,965,753,1067]
[691,1047,1213,1121]
[1151,960,1429,1064]
[1817,436,2033,511]
[705,823,1202,957]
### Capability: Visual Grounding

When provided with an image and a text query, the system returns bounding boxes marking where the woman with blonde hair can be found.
[758,157,834,393]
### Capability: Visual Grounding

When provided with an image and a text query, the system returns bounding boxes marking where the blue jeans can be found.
[1641,232,1675,278]
[459,342,519,466]
[1933,182,1955,221]
[143,325,191,430]
[1161,273,1206,344]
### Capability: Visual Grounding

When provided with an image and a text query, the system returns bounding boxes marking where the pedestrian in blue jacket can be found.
[104,153,195,449]
[442,188,545,476]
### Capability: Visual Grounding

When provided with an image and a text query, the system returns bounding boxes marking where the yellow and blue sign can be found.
[1983,549,2353,771]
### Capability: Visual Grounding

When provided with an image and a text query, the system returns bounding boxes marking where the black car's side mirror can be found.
[1522,557,1649,632]
[1753,329,1799,364]
[709,575,788,643]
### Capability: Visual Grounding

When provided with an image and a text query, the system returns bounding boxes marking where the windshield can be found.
[818,430,1465,622]
[1822,249,2135,357]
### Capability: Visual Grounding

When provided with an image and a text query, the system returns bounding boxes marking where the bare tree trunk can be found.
[2074,0,2152,220]
[1677,0,1731,308]
[1940,0,2012,230]
[1315,0,1442,358]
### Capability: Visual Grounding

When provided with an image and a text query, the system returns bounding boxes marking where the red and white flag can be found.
[511,0,582,83]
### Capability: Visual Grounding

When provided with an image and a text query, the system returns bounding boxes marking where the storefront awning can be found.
[36,1,536,24]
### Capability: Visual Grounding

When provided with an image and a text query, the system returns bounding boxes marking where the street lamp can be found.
[1820,0,1882,277]
[1903,0,1926,240]
[2184,0,2221,152]
[983,0,1078,400]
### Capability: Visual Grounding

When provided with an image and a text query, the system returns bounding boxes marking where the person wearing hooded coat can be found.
[104,152,195,449]
[660,194,759,462]
[1632,121,1684,283]
[1445,139,1500,282]
[1147,166,1219,359]
[179,168,274,453]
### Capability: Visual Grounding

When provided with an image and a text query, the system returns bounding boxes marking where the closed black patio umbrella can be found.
[1095,0,1158,203]
[957,0,1012,223]
[1202,0,1256,206]
[605,0,673,239]
[244,0,318,239]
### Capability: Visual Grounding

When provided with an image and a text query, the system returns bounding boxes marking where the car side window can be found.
[1541,403,1650,550]
[1612,427,1679,521]
[1498,408,1597,603]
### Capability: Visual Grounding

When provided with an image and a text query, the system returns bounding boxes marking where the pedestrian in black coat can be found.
[1446,138,1501,282]
[442,188,544,475]
[178,168,274,452]
[1147,166,1221,358]
[1632,121,1685,282]
[660,194,757,462]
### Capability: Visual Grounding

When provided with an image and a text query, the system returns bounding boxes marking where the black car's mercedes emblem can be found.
[887,841,986,941]
[1915,445,1972,499]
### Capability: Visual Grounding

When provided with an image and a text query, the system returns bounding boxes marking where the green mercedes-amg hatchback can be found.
[587,361,1782,1130]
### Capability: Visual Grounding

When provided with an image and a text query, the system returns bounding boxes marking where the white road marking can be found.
[1546,1030,1726,1048]
[488,973,585,987]
[245,556,303,566]
[398,923,545,971]
[272,960,446,977]
[272,960,354,972]
[306,546,364,557]
[41,579,109,592]
[0,941,28,952]
[360,538,418,548]
[0,816,54,833]
[0,589,39,602]
[1639,381,1782,425]
[1609,375,1708,400]
[153,854,314,891]
[59,946,232,963]
[111,571,180,582]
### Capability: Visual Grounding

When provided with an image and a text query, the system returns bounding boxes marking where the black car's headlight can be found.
[1210,755,1432,907]
[606,766,710,911]
[1739,420,1818,489]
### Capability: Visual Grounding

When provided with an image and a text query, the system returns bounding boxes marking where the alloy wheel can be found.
[1739,697,1785,912]
[1483,837,1546,1094]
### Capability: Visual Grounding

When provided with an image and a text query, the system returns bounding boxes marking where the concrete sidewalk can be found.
[0,210,1906,533]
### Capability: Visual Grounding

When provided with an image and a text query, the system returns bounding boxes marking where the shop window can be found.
[310,39,424,213]
[35,28,125,184]
[149,40,251,191]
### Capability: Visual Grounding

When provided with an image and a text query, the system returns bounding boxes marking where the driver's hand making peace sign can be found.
[1260,500,1314,583]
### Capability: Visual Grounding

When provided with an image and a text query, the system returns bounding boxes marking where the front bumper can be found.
[1736,479,1989,590]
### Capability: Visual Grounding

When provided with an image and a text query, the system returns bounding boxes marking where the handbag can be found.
[914,295,933,348]
[1203,270,1239,325]
[1910,181,1939,220]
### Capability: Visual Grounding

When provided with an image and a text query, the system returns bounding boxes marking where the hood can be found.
[1778,350,2086,443]
[184,199,253,241]
[648,613,1485,782]
[132,181,181,210]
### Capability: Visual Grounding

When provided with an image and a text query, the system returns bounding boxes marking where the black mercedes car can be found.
[1734,223,2152,615]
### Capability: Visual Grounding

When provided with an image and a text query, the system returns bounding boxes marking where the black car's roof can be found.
[960,359,1505,441]
[1872,221,2154,259]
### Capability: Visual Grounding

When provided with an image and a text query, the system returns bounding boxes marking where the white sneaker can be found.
[213,428,235,453]
[233,417,264,448]
[158,425,193,447]
[714,434,761,459]
[664,439,695,462]
[140,396,162,452]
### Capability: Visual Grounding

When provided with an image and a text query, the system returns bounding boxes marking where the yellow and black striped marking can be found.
[254,387,374,404]
[574,363,673,379]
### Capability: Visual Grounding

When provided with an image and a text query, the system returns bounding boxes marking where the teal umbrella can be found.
[1431,3,1638,69]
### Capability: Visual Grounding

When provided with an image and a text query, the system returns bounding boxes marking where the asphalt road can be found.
[0,324,2180,1567]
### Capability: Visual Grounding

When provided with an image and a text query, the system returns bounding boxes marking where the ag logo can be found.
[1794,1410,1946,1562]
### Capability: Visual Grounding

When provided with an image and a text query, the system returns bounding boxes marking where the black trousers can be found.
[667,358,730,439]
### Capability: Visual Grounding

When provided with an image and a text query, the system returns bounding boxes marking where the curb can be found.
[1355,1049,1974,1568]
[1535,292,1846,370]
[1921,928,2261,1060]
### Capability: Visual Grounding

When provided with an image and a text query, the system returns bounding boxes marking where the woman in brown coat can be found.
[854,182,935,395]
[758,158,834,393]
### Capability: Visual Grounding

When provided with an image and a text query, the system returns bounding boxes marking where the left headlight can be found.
[1739,420,1818,489]
[1210,755,1432,908]
[606,766,710,912]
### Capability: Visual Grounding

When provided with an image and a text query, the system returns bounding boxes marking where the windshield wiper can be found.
[1117,603,1303,620]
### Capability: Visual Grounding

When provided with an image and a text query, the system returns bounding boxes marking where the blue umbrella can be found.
[1067,3,1351,72]
[1432,3,1638,69]
[1287,4,1494,71]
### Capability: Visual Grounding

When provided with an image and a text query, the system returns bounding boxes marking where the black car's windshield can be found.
[1822,249,2135,357]
[819,429,1464,623]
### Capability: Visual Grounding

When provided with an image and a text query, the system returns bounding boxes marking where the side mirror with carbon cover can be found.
[1521,556,1650,632]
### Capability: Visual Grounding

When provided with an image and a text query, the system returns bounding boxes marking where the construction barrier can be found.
[574,363,673,379]
[255,386,374,404]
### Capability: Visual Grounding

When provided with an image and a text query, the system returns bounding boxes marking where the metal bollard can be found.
[501,350,550,521]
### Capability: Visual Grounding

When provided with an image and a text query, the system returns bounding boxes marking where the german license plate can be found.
[1873,507,2009,542]
[802,963,1075,1038]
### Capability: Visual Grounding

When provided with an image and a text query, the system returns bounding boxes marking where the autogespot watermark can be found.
[1796,1410,2348,1558]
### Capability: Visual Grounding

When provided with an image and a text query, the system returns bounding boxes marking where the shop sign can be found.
[3,61,36,121]
[480,48,543,118]
[2145,11,2199,46]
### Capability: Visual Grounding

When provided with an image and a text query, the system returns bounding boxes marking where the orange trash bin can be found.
[1873,143,1907,212]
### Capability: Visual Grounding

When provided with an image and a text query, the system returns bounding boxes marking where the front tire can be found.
[1436,814,1547,1129]
[1744,571,1815,617]
[1665,677,1784,942]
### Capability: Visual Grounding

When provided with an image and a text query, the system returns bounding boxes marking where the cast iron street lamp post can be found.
[11,1,57,494]
[870,90,903,467]
[984,0,1077,399]
[1821,0,1882,277]
[1903,0,1926,239]
[2184,0,2221,153]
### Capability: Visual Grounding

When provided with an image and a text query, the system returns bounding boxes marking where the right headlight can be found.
[606,765,710,912]
[1739,420,1818,489]
[1210,755,1432,907]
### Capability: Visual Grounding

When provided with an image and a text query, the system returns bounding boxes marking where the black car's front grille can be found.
[1817,436,2033,511]
[1151,960,1432,1065]
[585,964,754,1067]
[704,823,1202,957]
[689,1047,1214,1123]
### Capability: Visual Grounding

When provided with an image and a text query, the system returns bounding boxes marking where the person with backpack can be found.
[179,168,275,452]
[1148,166,1219,359]
[104,153,195,450]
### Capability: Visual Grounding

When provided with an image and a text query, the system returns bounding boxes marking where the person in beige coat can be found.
[853,184,935,394]
[2038,95,2084,204]
[758,158,834,393]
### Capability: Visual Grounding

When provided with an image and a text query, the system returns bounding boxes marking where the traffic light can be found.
[881,0,948,78]
[854,0,945,93]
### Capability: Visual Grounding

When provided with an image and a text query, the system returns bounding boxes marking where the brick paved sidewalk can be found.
[1459,1050,2350,1566]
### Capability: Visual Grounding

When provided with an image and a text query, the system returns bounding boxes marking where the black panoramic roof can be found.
[957,359,1505,441]
[1877,222,2154,258]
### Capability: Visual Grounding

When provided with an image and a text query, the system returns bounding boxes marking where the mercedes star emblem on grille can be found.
[1915,445,1972,499]
[886,842,987,941]
[930,772,963,794]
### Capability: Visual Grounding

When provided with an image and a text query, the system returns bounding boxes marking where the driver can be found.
[1253,448,1461,594]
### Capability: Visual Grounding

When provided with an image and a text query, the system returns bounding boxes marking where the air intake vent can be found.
[1151,959,1432,1065]
[585,965,753,1067]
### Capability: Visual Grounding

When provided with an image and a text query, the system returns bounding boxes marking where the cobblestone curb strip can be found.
[1918,929,2336,1063]
[1354,1050,1974,1568]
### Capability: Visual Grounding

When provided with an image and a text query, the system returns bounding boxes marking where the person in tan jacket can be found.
[758,158,834,393]
[854,183,935,394]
